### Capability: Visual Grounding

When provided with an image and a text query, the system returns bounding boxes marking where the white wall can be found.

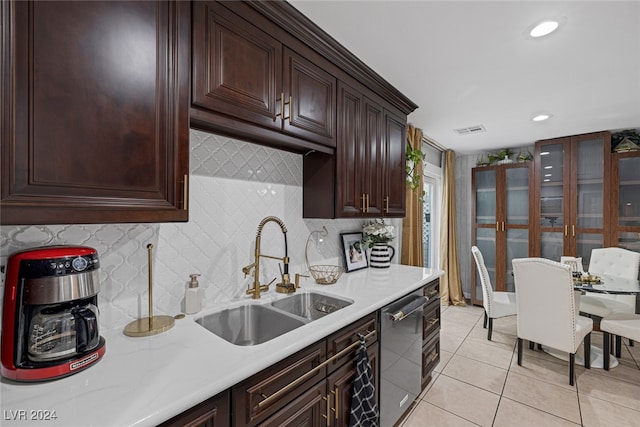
[0,130,402,333]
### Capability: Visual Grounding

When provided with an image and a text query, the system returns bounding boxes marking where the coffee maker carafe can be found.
[1,246,106,381]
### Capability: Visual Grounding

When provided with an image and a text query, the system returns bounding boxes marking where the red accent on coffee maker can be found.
[1,246,106,381]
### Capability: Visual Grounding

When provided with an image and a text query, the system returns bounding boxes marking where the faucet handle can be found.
[295,274,309,289]
[241,263,255,277]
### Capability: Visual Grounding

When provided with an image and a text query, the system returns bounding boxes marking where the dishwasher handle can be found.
[388,296,429,322]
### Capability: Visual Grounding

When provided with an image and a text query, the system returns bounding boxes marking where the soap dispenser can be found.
[185,274,202,315]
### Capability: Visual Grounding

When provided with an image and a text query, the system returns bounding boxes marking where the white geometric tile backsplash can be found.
[0,130,400,333]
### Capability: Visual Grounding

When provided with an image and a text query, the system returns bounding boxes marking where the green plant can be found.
[487,153,501,164]
[517,151,533,162]
[476,154,490,167]
[498,148,512,159]
[405,143,426,202]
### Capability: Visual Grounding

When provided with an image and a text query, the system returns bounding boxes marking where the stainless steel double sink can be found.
[195,292,353,346]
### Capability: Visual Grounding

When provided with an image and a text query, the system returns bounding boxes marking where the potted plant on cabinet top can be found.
[517,151,533,162]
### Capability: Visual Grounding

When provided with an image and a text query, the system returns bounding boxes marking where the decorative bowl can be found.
[309,265,344,285]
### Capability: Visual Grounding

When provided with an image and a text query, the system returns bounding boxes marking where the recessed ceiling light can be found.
[530,20,559,38]
[532,114,552,122]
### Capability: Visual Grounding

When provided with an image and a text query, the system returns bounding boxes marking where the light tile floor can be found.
[401,303,640,427]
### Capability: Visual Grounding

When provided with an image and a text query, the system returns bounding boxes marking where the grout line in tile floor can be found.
[400,303,640,427]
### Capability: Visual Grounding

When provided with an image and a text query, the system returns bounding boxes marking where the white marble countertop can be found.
[0,265,443,427]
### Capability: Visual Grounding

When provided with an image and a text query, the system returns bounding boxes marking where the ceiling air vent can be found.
[454,124,486,135]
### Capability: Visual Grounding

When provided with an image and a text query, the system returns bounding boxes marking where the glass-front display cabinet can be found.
[612,150,640,278]
[472,163,532,306]
[533,131,611,270]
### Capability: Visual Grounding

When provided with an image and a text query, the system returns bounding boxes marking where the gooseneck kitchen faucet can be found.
[242,216,291,299]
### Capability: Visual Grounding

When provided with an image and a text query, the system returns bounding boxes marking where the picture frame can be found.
[340,232,368,272]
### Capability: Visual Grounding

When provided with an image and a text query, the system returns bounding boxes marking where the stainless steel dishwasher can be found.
[380,289,429,426]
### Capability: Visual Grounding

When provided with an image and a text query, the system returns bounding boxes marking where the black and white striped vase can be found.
[369,243,395,268]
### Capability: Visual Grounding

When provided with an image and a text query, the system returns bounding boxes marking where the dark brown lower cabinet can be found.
[233,313,378,427]
[327,343,379,426]
[159,390,230,427]
[232,342,327,426]
[422,279,441,389]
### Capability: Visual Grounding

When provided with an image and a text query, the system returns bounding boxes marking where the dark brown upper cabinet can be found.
[191,1,336,154]
[304,80,406,218]
[1,1,190,225]
[282,47,336,147]
[190,1,416,219]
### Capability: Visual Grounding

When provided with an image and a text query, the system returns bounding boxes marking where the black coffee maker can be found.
[1,246,106,381]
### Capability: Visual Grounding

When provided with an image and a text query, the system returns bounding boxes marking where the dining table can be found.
[541,273,640,369]
[573,273,640,314]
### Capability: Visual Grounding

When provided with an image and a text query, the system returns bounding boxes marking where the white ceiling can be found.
[288,0,640,154]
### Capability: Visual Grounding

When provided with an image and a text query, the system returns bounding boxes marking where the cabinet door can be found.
[382,109,407,217]
[472,168,498,305]
[536,139,568,262]
[257,381,327,427]
[362,97,384,216]
[534,132,611,267]
[192,1,281,130]
[283,48,336,147]
[1,0,189,224]
[503,166,531,292]
[326,313,377,373]
[159,390,230,427]
[232,342,326,427]
[572,133,611,267]
[612,152,640,258]
[336,81,365,217]
[327,342,379,427]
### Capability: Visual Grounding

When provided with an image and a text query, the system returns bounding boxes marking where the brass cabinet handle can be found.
[496,222,499,232]
[501,222,505,232]
[365,194,370,213]
[182,174,188,211]
[564,225,568,236]
[426,290,438,298]
[331,387,339,419]
[322,394,331,426]
[572,224,575,237]
[275,92,285,121]
[427,317,438,325]
[429,351,439,363]
[384,196,389,213]
[361,194,366,212]
[275,93,291,122]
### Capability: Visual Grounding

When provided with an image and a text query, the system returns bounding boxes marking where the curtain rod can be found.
[421,136,447,152]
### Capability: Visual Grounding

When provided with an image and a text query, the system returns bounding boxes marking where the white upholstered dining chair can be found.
[579,247,640,319]
[512,257,593,386]
[601,313,640,370]
[471,246,517,341]
[560,256,585,274]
